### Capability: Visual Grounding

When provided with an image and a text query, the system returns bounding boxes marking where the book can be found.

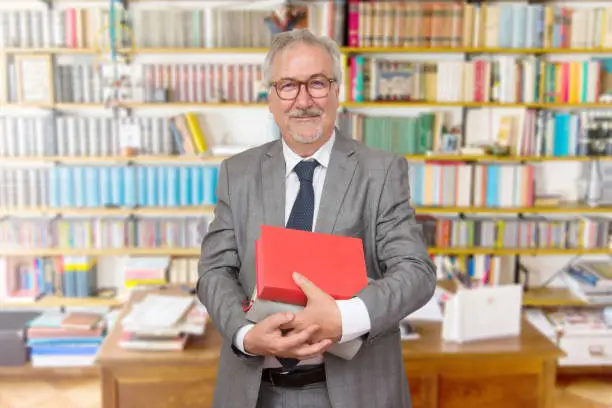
[255,225,368,306]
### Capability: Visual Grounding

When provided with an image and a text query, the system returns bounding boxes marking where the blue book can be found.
[137,166,148,207]
[99,167,112,206]
[146,166,158,206]
[85,167,101,207]
[60,167,74,207]
[124,166,137,208]
[48,167,61,207]
[202,166,218,205]
[485,165,499,207]
[110,166,124,206]
[191,166,204,205]
[166,166,179,207]
[72,166,85,207]
[179,166,191,206]
[30,345,100,356]
[157,166,167,207]
[28,337,104,346]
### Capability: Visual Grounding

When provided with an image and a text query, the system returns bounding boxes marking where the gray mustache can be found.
[288,109,322,118]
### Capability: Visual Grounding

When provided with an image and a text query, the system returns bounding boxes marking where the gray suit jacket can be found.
[197,134,437,408]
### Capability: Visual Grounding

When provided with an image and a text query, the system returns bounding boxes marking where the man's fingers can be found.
[293,339,333,359]
[261,312,294,330]
[277,324,319,350]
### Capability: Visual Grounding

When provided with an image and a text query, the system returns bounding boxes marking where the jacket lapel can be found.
[261,141,286,228]
[315,133,357,234]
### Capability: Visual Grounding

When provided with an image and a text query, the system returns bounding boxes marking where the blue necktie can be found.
[277,159,319,370]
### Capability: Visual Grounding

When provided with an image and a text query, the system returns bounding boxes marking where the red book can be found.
[256,225,368,306]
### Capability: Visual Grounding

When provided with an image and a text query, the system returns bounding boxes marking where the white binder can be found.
[442,284,523,343]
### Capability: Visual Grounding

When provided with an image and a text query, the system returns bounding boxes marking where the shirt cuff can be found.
[336,297,371,344]
[234,324,256,356]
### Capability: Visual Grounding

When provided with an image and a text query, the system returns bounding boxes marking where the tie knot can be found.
[293,160,319,182]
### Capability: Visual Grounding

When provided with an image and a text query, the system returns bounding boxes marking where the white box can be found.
[442,284,523,343]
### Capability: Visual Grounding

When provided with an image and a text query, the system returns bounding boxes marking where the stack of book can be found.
[123,256,171,290]
[562,260,612,304]
[26,310,106,367]
[119,294,207,351]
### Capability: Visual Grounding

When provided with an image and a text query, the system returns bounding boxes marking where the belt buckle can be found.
[268,369,289,387]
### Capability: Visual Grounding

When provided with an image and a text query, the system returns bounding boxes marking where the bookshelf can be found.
[0,1,610,286]
[0,0,611,376]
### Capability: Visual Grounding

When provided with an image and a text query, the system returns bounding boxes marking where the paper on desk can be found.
[403,287,445,322]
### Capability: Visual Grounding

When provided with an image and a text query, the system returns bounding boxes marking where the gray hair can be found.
[262,29,343,87]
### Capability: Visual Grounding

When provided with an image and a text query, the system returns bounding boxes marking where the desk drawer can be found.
[104,365,216,408]
[559,335,612,366]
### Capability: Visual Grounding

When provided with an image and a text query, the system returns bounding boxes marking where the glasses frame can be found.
[269,76,337,101]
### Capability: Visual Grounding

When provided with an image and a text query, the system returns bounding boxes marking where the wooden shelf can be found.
[0,155,228,163]
[0,363,100,379]
[342,47,612,54]
[0,204,609,217]
[0,247,609,257]
[522,287,593,307]
[5,47,612,55]
[0,247,202,256]
[1,154,611,164]
[342,101,534,108]
[53,102,269,109]
[342,101,612,108]
[416,155,612,162]
[416,205,612,214]
[0,206,215,216]
[428,248,612,256]
[5,101,612,109]
[442,282,605,308]
[0,295,123,309]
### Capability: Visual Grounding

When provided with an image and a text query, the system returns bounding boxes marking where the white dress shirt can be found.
[233,132,372,368]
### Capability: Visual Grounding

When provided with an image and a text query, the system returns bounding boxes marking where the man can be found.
[197,29,437,408]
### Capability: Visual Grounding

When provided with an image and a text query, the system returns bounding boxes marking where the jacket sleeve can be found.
[356,155,437,344]
[196,160,257,358]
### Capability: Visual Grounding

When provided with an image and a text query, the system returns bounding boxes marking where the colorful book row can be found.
[417,215,611,250]
[0,256,97,301]
[347,56,611,104]
[347,2,612,50]
[0,217,210,250]
[408,163,535,209]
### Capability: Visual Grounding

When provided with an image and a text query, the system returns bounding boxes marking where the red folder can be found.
[256,225,368,306]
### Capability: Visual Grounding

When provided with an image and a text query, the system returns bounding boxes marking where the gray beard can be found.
[289,125,323,144]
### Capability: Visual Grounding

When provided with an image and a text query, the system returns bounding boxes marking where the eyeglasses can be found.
[270,76,336,100]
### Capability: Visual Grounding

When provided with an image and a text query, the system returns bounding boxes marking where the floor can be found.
[0,377,610,407]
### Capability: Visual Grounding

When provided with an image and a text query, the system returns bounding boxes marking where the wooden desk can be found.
[401,321,564,408]
[97,290,564,408]
[97,290,221,408]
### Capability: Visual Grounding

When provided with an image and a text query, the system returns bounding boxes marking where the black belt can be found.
[262,365,326,388]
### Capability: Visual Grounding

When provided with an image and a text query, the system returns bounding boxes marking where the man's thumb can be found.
[293,272,317,297]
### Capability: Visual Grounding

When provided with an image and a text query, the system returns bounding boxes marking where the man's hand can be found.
[281,272,342,343]
[243,312,333,359]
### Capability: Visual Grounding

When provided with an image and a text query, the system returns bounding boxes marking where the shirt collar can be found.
[282,131,335,178]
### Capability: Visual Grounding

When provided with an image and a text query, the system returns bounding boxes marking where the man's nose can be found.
[294,84,314,108]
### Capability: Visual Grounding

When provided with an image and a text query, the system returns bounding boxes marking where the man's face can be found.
[268,42,339,148]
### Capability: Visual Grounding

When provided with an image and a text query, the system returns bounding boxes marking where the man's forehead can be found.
[274,47,332,74]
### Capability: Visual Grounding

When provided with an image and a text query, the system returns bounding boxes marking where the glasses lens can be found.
[307,77,331,98]
[275,77,332,100]
[276,80,300,99]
